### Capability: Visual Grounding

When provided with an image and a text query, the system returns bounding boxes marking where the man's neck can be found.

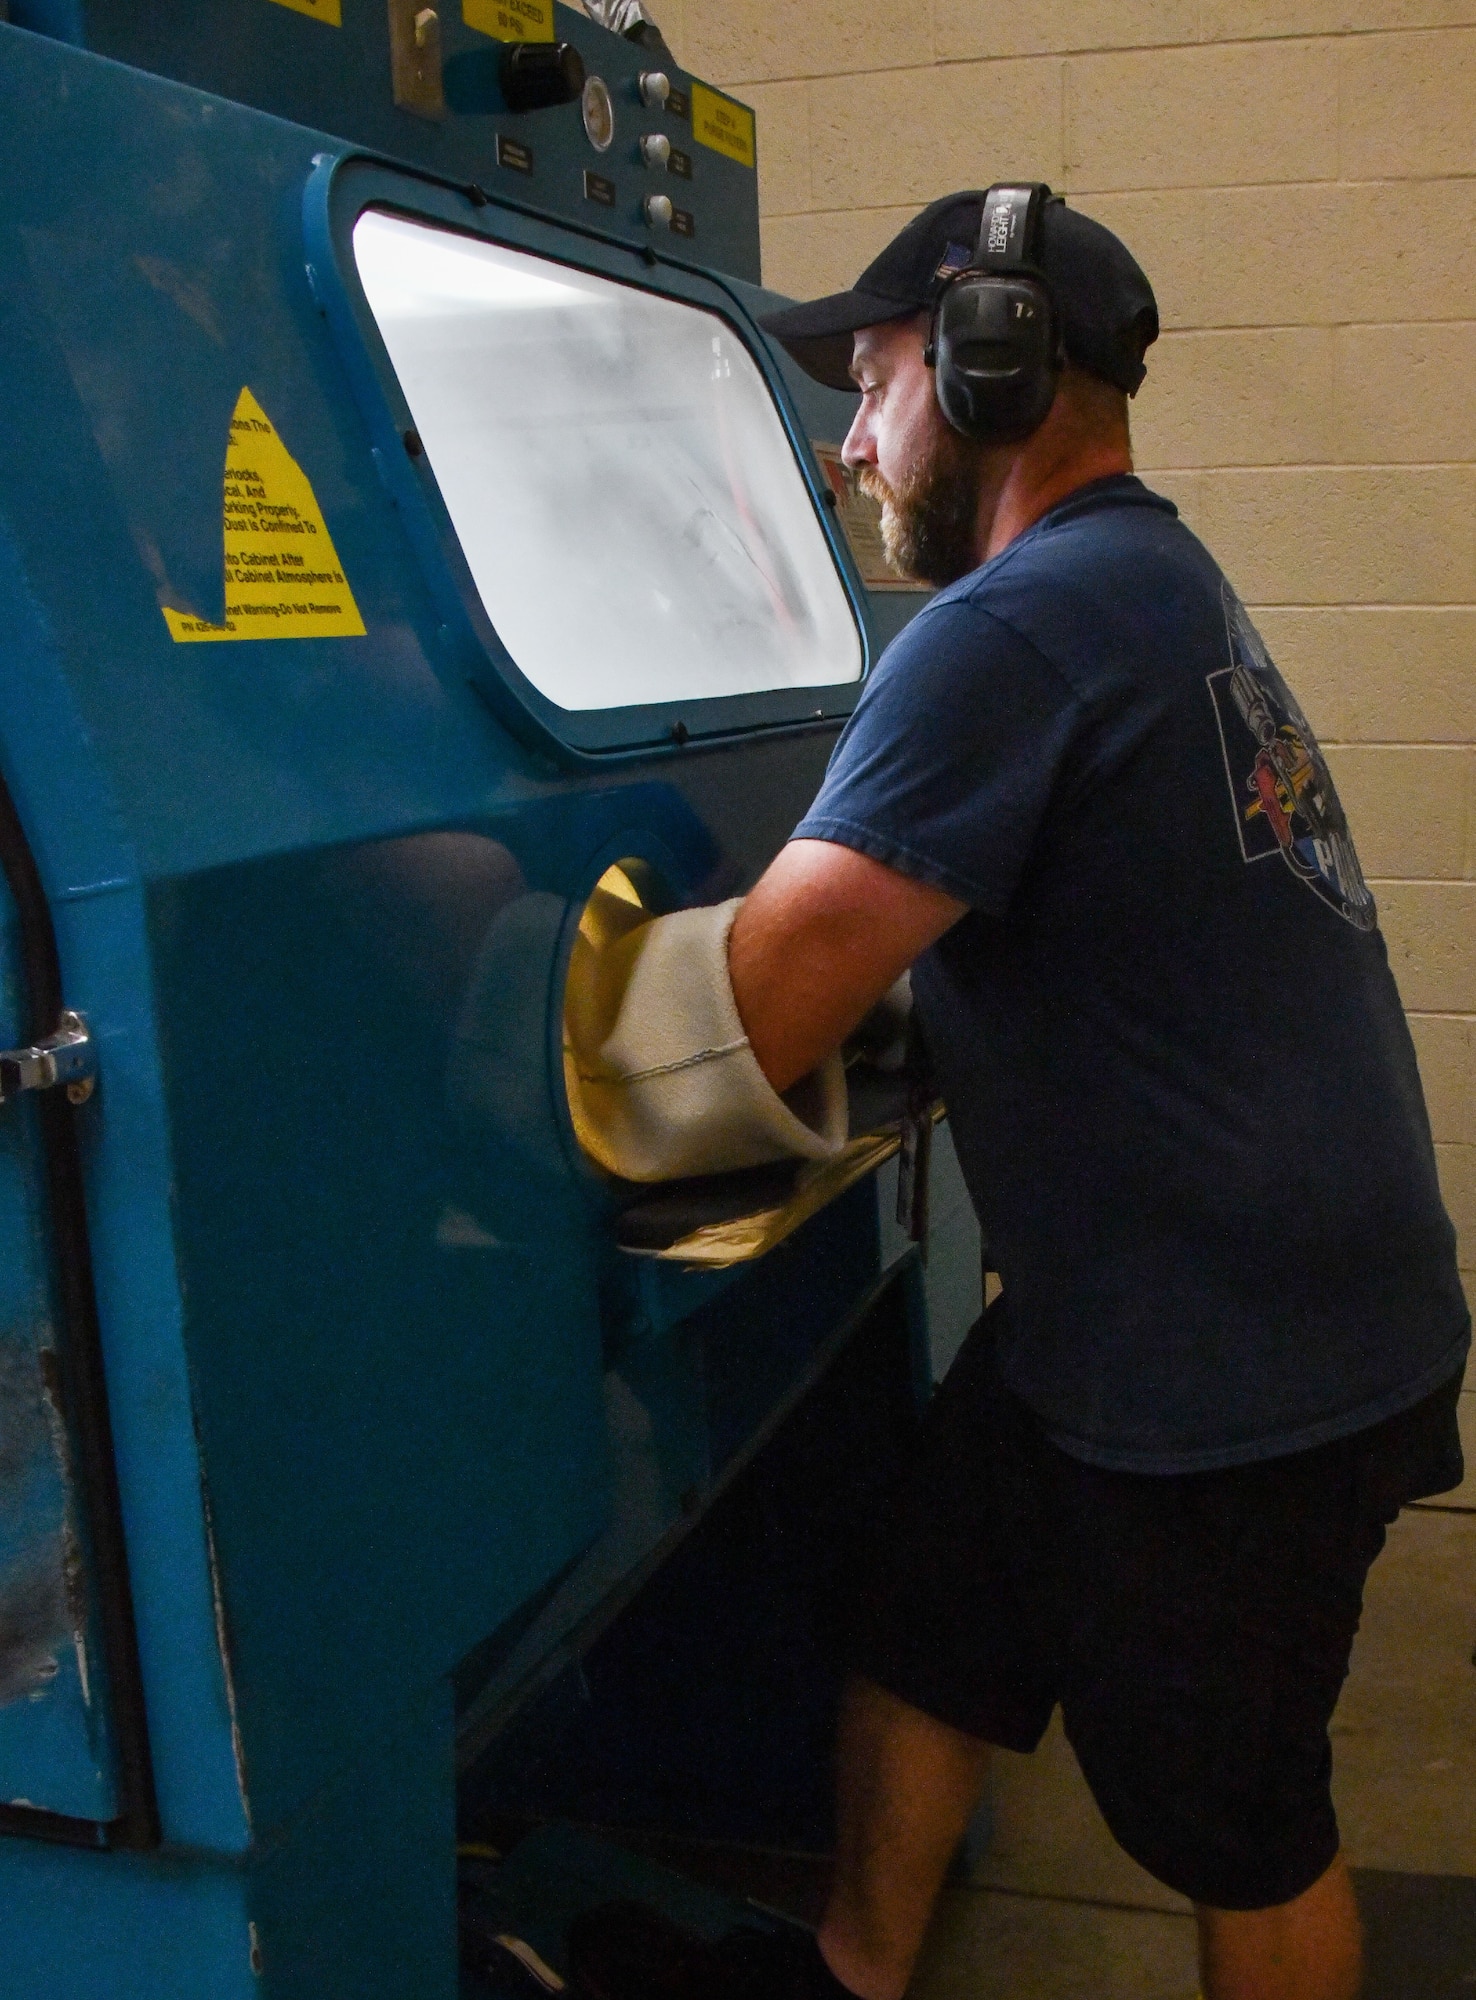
[978,436,1133,562]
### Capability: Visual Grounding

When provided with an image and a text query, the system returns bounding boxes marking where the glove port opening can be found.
[561,864,920,1266]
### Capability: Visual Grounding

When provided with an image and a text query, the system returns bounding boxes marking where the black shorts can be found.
[846,1306,1465,1911]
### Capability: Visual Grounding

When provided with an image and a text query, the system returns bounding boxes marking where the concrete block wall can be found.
[658,0,1475,1308]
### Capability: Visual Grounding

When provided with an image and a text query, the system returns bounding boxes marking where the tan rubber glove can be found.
[564,893,848,1183]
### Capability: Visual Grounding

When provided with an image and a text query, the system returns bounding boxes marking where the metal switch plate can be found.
[388,0,446,120]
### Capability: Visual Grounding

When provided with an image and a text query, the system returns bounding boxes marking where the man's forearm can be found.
[729,840,965,1094]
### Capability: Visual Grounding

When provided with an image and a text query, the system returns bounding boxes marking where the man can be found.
[567,190,1469,2000]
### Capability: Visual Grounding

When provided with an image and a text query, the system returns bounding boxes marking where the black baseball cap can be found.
[759,188,1159,396]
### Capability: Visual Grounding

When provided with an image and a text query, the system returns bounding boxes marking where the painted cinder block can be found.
[1192,180,1472,328]
[744,80,811,217]
[1376,882,1476,1013]
[1325,746,1473,879]
[1437,1143,1476,1271]
[658,0,689,61]
[1308,181,1476,326]
[810,58,1064,210]
[1243,608,1476,745]
[1203,0,1476,35]
[934,0,1201,62]
[680,0,924,85]
[1336,610,1476,744]
[1064,41,1339,190]
[1141,468,1205,540]
[1253,610,1476,751]
[1340,28,1476,179]
[759,204,917,302]
[1075,182,1476,330]
[1245,609,1358,741]
[1409,1015,1476,1146]
[1132,328,1337,468]
[1190,467,1476,604]
[762,181,1476,336]
[1335,322,1476,465]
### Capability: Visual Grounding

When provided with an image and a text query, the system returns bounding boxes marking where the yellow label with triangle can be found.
[163,388,366,643]
[266,0,342,24]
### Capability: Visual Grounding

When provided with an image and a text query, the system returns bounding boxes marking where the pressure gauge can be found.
[582,75,615,152]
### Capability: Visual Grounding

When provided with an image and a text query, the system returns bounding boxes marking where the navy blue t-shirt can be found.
[796,475,1469,1473]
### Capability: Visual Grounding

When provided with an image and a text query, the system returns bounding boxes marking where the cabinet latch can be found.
[0,1011,97,1105]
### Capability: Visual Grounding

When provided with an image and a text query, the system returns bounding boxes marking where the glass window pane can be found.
[352,209,863,714]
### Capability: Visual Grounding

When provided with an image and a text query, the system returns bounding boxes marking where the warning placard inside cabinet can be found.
[812,444,929,594]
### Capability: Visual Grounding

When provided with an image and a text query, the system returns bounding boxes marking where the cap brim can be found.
[757,288,923,392]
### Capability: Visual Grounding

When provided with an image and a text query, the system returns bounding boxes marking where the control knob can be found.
[499,40,586,112]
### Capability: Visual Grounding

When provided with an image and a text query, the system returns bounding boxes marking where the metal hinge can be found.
[0,1011,97,1106]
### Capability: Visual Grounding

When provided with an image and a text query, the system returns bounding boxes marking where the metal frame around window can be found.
[302,152,872,765]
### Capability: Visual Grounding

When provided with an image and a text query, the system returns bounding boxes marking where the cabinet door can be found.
[0,873,119,1827]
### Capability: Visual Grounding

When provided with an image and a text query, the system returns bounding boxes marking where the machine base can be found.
[0,1684,456,1999]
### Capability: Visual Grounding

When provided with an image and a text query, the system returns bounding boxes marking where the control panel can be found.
[5,0,762,281]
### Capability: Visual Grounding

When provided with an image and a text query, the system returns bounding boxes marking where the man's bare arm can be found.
[728,839,967,1095]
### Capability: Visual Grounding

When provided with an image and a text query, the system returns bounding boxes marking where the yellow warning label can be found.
[266,0,342,23]
[162,388,366,644]
[462,0,554,41]
[691,84,756,169]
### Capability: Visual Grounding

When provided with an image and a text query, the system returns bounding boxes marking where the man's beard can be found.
[858,425,989,588]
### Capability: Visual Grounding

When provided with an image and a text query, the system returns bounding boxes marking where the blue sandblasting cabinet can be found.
[0,4,981,1991]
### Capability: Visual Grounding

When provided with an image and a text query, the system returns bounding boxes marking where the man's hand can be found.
[729,840,966,1095]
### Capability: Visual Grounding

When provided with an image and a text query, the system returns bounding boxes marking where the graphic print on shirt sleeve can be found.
[1206,586,1377,932]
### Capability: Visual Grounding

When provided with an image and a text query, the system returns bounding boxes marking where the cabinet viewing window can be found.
[353,209,864,714]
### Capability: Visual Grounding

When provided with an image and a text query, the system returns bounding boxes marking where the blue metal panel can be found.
[0,38,504,885]
[0,29,856,1843]
[0,1683,456,2000]
[146,840,614,1833]
[0,9,976,1982]
[0,1840,258,2000]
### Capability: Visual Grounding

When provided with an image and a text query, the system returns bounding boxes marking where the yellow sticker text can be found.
[462,0,554,41]
[691,83,755,169]
[162,388,366,643]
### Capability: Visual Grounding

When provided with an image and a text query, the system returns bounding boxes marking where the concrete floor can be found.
[907,1375,1476,1999]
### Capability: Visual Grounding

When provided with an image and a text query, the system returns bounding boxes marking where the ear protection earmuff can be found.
[925,183,1064,443]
